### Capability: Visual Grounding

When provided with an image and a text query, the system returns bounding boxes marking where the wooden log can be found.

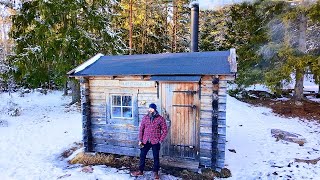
[200,126,212,134]
[137,95,158,102]
[218,103,226,112]
[217,127,226,135]
[218,96,227,103]
[91,117,107,125]
[199,149,212,158]
[90,107,106,114]
[201,87,213,96]
[199,157,212,167]
[219,80,228,88]
[201,75,213,81]
[89,92,105,100]
[201,81,213,88]
[217,119,226,126]
[200,141,212,150]
[90,99,106,106]
[200,119,213,126]
[199,135,213,143]
[218,88,227,96]
[94,131,138,141]
[215,158,225,170]
[219,75,235,81]
[200,111,212,119]
[91,124,139,132]
[89,76,112,80]
[106,118,136,125]
[201,98,212,104]
[94,144,153,158]
[94,144,140,156]
[80,77,93,152]
[218,112,226,119]
[91,111,106,118]
[93,138,137,148]
[217,143,226,150]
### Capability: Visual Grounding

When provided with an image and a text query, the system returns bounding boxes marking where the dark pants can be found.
[139,142,160,172]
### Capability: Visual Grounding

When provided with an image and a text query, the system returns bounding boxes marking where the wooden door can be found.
[161,82,199,160]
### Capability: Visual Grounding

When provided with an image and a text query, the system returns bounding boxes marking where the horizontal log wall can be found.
[214,75,234,171]
[198,75,234,171]
[199,75,214,167]
[88,76,158,157]
[80,77,93,152]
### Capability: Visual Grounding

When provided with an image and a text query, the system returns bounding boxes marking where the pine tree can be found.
[199,1,270,87]
[9,0,124,100]
[262,0,320,100]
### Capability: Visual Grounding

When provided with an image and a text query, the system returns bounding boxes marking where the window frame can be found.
[110,94,134,119]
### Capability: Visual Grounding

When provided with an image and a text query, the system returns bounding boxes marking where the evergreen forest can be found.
[0,0,319,102]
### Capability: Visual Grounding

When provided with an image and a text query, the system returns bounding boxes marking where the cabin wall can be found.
[88,76,158,157]
[81,74,235,170]
[199,75,214,167]
[198,75,234,171]
[80,77,93,152]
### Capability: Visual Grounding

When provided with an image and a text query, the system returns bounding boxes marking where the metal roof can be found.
[69,50,235,76]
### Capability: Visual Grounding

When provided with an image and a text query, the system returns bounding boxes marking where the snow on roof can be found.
[67,53,104,75]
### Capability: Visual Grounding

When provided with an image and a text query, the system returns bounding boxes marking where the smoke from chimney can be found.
[191,1,199,52]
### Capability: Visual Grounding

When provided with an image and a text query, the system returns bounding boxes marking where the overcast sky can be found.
[198,0,249,9]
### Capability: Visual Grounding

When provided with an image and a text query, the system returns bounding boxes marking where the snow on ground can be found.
[0,91,135,180]
[226,95,320,180]
[0,91,320,180]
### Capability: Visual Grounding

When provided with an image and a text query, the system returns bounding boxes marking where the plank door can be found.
[161,82,199,160]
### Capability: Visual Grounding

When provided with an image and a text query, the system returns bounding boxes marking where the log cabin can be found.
[67,3,237,171]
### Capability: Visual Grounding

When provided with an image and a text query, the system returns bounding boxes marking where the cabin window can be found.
[110,95,133,118]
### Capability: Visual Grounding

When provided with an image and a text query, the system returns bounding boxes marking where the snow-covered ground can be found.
[0,91,320,180]
[226,96,320,180]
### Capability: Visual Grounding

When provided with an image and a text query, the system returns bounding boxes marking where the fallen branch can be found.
[294,157,320,165]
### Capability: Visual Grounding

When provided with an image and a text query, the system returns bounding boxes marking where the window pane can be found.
[112,107,121,117]
[123,107,132,118]
[112,96,121,106]
[122,96,132,106]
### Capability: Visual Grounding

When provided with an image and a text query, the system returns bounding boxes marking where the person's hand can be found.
[138,141,142,146]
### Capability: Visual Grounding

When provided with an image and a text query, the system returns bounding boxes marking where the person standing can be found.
[131,103,168,180]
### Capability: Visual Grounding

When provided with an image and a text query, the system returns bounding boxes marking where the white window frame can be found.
[110,94,134,119]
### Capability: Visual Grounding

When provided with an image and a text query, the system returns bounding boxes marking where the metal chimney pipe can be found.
[191,2,199,52]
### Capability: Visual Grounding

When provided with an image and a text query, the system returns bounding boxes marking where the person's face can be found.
[148,108,155,113]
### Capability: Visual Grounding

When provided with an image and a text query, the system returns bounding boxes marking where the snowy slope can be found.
[226,96,320,180]
[0,91,319,180]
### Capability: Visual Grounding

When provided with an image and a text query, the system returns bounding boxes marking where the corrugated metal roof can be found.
[71,50,234,76]
[150,75,201,82]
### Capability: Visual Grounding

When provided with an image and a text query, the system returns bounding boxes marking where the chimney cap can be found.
[189,1,199,8]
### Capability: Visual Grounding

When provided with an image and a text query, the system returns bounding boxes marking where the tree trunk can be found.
[294,68,304,101]
[70,79,80,104]
[294,7,307,101]
[129,0,133,55]
[171,0,177,53]
[63,81,68,96]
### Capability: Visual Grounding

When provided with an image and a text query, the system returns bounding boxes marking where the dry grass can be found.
[69,152,116,166]
[61,142,83,158]
[68,152,231,179]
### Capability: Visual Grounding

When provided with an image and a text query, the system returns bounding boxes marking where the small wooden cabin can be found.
[68,49,237,171]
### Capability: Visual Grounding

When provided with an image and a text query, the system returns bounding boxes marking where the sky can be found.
[198,0,249,9]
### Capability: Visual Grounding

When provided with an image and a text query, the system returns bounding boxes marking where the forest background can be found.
[0,0,319,103]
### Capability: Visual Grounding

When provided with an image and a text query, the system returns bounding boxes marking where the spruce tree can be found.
[9,0,124,100]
